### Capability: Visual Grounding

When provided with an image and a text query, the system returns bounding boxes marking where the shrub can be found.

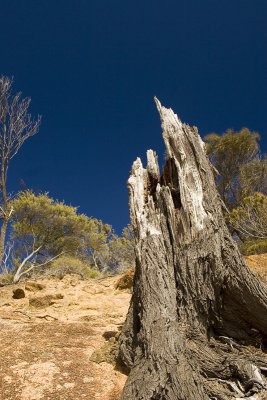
[228,193,267,254]
[241,239,267,256]
[0,273,13,286]
[43,256,100,279]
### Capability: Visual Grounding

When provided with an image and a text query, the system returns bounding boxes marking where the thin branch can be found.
[13,251,64,283]
[1,241,14,274]
[13,245,42,283]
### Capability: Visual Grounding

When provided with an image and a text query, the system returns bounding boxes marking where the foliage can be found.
[8,191,135,280]
[122,224,135,242]
[0,272,13,286]
[90,224,135,273]
[79,222,135,273]
[204,128,261,208]
[8,191,111,280]
[239,158,267,198]
[111,224,135,272]
[228,193,267,254]
[43,255,100,279]
[12,191,88,258]
[204,128,267,255]
[108,233,135,272]
[241,240,267,256]
[80,217,112,270]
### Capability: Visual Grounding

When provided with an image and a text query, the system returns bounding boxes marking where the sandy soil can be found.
[0,255,266,400]
[0,274,131,400]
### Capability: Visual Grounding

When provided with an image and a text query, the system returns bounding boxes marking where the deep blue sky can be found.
[1,0,266,233]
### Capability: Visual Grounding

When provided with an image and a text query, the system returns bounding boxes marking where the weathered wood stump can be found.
[118,98,267,400]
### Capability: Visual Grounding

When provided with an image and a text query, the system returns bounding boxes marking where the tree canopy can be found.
[204,128,263,208]
[204,128,267,254]
[6,191,134,282]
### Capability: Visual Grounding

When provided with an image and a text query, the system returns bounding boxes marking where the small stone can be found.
[12,288,26,299]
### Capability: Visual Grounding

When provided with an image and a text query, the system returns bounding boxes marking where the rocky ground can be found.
[0,256,266,400]
[0,274,131,400]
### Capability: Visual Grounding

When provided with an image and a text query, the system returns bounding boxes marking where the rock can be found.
[103,331,118,341]
[29,293,64,308]
[115,268,134,290]
[12,288,26,299]
[25,282,45,292]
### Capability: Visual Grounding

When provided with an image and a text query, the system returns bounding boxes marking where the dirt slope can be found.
[0,256,266,400]
[245,253,267,281]
[0,274,131,400]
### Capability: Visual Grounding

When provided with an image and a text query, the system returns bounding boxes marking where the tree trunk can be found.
[118,98,267,400]
[0,217,8,266]
[0,145,8,266]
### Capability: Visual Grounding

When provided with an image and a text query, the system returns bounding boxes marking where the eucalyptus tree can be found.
[11,191,109,282]
[204,128,264,209]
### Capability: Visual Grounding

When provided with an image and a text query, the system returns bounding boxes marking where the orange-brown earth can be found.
[245,253,267,282]
[0,256,266,400]
[0,274,131,400]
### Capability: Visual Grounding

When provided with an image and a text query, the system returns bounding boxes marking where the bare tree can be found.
[0,241,13,275]
[13,244,63,284]
[0,76,41,265]
[119,99,267,400]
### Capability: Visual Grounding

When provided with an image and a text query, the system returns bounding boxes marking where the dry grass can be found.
[245,253,267,282]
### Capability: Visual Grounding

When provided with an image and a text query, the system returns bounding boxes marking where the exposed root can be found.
[118,328,267,399]
[186,333,267,399]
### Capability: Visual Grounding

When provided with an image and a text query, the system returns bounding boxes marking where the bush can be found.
[241,239,267,256]
[43,256,100,279]
[0,273,13,286]
[228,193,267,255]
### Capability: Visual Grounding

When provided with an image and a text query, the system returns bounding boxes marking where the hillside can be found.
[244,253,267,281]
[0,274,131,400]
[0,256,266,400]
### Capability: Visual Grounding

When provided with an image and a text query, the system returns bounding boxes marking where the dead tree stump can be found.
[118,98,267,400]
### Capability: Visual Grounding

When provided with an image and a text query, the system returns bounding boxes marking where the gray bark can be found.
[119,98,267,400]
[0,76,41,265]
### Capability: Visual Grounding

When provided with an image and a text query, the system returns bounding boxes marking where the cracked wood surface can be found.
[119,98,267,400]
